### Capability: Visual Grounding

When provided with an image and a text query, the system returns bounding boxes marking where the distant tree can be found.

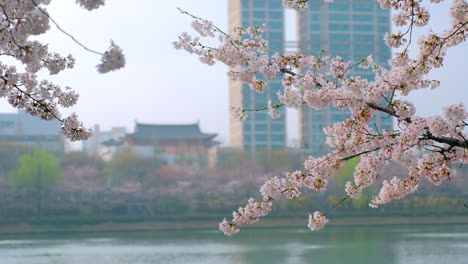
[9,149,62,213]
[62,151,105,170]
[107,151,161,185]
[0,142,34,178]
[216,149,256,170]
[255,150,301,173]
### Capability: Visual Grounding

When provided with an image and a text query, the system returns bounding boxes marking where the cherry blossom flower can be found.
[76,0,105,11]
[308,211,329,231]
[97,42,126,73]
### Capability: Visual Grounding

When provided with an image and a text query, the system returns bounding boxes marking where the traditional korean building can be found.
[125,122,218,169]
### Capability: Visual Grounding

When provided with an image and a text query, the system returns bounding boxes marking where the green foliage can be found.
[333,157,373,209]
[9,149,62,214]
[0,142,34,176]
[334,157,360,187]
[9,149,62,190]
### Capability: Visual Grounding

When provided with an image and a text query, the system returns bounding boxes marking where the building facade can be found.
[297,0,393,155]
[125,122,218,169]
[0,111,64,154]
[229,0,287,152]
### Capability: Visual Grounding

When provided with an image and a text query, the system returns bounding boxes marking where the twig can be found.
[30,0,103,55]
[324,195,350,216]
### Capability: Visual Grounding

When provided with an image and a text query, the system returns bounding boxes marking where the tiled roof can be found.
[130,122,217,141]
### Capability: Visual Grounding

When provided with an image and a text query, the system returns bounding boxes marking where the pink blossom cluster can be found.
[220,167,333,234]
[308,211,329,231]
[76,0,105,11]
[283,0,335,12]
[177,0,468,235]
[0,0,124,141]
[97,42,126,73]
[267,100,281,119]
[219,197,272,236]
[231,106,247,121]
[282,0,309,11]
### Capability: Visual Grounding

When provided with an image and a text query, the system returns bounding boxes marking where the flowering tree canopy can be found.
[0,0,125,141]
[175,0,468,236]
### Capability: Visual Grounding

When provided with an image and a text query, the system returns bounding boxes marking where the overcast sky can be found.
[0,0,466,146]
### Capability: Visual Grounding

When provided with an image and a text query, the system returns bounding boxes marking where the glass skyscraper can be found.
[297,0,393,156]
[228,0,286,152]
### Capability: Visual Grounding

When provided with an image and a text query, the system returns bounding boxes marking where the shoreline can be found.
[0,215,467,235]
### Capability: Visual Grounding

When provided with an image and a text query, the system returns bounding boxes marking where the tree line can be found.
[0,142,466,224]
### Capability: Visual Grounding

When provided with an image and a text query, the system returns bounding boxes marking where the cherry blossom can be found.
[267,100,281,119]
[219,218,240,236]
[308,211,329,231]
[0,0,125,141]
[76,0,105,11]
[177,0,468,235]
[97,42,126,73]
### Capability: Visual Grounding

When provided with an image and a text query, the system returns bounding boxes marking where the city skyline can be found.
[0,0,465,147]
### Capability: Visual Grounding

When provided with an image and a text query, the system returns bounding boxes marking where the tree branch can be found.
[30,0,103,56]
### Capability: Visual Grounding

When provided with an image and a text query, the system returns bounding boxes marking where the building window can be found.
[255,124,267,131]
[329,13,350,21]
[252,0,264,9]
[269,11,282,20]
[271,135,284,142]
[352,5,373,12]
[353,24,374,31]
[269,1,282,9]
[255,134,267,142]
[271,124,283,132]
[255,113,268,121]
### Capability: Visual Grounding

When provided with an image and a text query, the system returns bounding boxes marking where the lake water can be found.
[0,224,467,263]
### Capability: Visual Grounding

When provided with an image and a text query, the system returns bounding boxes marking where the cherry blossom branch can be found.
[177,7,228,36]
[0,3,24,47]
[2,77,62,122]
[178,0,468,236]
[0,0,124,141]
[323,195,349,216]
[342,148,381,162]
[30,0,103,55]
[423,134,468,149]
[365,102,468,149]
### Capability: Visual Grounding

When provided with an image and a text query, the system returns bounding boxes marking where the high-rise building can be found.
[229,0,287,152]
[297,0,393,156]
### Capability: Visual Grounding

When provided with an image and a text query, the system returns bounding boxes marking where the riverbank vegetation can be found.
[0,144,466,230]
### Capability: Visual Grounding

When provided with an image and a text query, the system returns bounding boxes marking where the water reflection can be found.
[0,224,467,264]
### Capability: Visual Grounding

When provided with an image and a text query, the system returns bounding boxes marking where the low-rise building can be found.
[82,124,126,159]
[0,111,64,154]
